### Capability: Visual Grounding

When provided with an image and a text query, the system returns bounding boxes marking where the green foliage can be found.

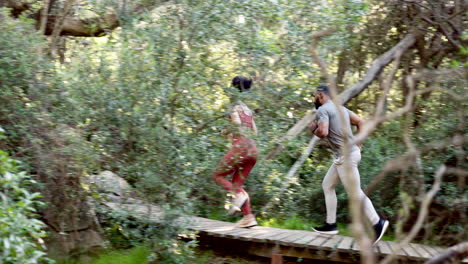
[259,214,315,230]
[0,146,50,264]
[90,246,149,264]
[57,246,150,264]
[0,0,466,261]
[96,205,199,263]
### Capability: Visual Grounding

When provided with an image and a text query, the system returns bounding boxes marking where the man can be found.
[309,85,389,244]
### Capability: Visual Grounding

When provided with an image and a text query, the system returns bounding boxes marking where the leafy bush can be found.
[96,205,199,264]
[0,143,50,264]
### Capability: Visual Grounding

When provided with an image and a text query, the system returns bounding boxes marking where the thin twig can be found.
[380,165,446,264]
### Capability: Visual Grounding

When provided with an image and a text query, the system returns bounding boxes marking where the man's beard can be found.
[314,98,322,109]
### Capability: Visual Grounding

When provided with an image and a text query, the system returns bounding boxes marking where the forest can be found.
[0,0,466,263]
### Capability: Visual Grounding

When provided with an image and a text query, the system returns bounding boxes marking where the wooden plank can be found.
[387,241,407,257]
[263,230,298,242]
[238,228,281,242]
[220,226,260,239]
[271,230,299,241]
[410,243,432,259]
[232,228,275,242]
[378,241,393,256]
[348,239,379,254]
[306,234,333,249]
[337,236,354,252]
[398,242,421,260]
[373,243,380,254]
[203,227,237,237]
[289,233,320,247]
[279,231,312,244]
[321,235,344,250]
[431,245,445,254]
[421,244,440,258]
[407,247,423,260]
[276,231,308,246]
[352,239,360,251]
[248,229,290,242]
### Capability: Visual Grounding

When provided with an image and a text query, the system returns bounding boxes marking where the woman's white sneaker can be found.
[235,214,257,228]
[227,191,248,215]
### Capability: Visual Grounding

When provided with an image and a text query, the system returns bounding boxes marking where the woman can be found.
[213,76,258,228]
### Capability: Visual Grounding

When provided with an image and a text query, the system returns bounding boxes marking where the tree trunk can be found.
[30,125,105,260]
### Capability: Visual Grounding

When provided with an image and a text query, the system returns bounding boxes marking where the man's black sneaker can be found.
[312,223,339,235]
[373,219,389,245]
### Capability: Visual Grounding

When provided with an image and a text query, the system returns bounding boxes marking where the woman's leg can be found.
[212,148,241,191]
[232,156,257,215]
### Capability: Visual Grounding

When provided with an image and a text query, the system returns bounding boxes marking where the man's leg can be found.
[313,163,340,234]
[336,150,388,244]
[336,151,379,224]
[323,163,340,224]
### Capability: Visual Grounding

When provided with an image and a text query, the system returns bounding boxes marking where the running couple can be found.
[213,77,389,244]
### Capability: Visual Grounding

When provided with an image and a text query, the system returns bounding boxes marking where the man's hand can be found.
[309,121,318,134]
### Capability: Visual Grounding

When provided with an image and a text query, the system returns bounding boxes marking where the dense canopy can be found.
[0,0,466,263]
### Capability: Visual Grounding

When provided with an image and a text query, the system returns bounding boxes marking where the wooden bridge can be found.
[104,199,467,264]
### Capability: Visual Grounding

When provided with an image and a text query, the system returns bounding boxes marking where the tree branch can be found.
[351,68,465,147]
[308,27,337,92]
[338,33,419,104]
[424,242,468,264]
[2,0,172,37]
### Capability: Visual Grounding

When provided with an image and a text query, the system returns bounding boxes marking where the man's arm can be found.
[349,111,364,149]
[349,111,364,133]
[314,121,329,138]
[313,109,329,138]
[309,121,318,133]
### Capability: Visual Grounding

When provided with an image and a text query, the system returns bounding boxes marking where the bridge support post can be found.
[271,253,283,264]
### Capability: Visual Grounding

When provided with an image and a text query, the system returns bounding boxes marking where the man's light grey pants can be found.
[322,150,380,225]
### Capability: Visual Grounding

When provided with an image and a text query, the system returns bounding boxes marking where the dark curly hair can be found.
[231,76,252,92]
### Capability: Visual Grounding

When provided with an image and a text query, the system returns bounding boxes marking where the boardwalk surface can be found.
[104,200,468,264]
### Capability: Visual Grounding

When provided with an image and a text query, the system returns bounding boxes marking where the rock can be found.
[86,171,133,197]
[46,228,104,261]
